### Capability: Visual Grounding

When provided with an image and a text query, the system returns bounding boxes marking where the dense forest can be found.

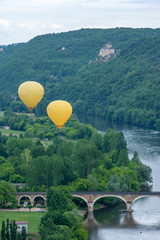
[0,28,160,129]
[0,114,152,194]
[0,112,153,239]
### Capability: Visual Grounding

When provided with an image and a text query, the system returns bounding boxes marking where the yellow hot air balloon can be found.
[18,81,44,111]
[47,100,72,129]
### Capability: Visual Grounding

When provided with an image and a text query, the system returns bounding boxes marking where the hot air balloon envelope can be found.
[18,81,44,111]
[47,100,72,129]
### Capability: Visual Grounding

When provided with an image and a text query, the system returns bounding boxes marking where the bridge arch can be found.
[19,195,31,205]
[133,195,160,204]
[33,195,46,206]
[72,195,88,205]
[93,195,128,210]
[72,194,92,211]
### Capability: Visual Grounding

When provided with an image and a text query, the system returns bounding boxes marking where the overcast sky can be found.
[0,0,160,45]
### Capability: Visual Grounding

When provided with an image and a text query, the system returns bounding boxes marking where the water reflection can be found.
[86,204,160,240]
[84,198,160,229]
[76,113,126,132]
[85,211,138,229]
[85,198,160,240]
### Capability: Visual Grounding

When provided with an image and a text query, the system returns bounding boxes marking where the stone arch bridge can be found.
[70,191,160,212]
[16,192,46,206]
[16,191,160,211]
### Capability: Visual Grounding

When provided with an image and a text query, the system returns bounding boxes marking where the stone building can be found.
[98,42,116,61]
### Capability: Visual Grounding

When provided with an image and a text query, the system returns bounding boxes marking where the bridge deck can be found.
[70,191,160,195]
[16,192,46,195]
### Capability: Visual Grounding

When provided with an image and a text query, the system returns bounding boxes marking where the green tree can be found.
[40,187,87,240]
[46,187,73,212]
[30,144,46,158]
[131,151,141,164]
[74,178,92,191]
[0,162,15,181]
[90,133,103,151]
[39,213,57,240]
[6,137,19,156]
[17,232,21,240]
[25,126,35,137]
[1,220,6,240]
[106,174,121,191]
[103,130,127,154]
[134,164,152,183]
[10,101,26,113]
[21,148,32,164]
[73,140,101,177]
[88,175,98,191]
[117,149,129,167]
[0,144,7,158]
[26,155,64,188]
[21,226,26,240]
[61,158,76,185]
[57,141,73,158]
[0,181,16,206]
[10,220,17,240]
[6,219,10,240]
[10,174,25,183]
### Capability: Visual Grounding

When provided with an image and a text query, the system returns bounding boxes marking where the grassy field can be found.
[0,129,52,147]
[0,129,25,137]
[0,211,45,233]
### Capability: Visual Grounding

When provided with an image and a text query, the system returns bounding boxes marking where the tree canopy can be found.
[0,114,152,195]
[0,28,160,129]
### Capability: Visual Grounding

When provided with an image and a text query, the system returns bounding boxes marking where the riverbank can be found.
[0,207,47,212]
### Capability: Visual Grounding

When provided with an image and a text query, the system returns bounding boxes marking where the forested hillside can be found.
[0,28,160,129]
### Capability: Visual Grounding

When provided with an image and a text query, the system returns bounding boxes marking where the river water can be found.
[77,114,160,240]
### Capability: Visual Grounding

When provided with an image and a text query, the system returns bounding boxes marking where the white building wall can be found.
[16,222,28,234]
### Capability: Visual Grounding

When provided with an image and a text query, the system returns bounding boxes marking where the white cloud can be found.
[17,21,63,34]
[18,21,39,31]
[50,24,63,30]
[0,18,11,28]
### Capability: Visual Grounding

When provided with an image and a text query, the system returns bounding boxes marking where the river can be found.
[77,114,160,240]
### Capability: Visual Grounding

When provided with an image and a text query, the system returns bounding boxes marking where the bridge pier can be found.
[30,198,34,206]
[88,202,94,212]
[84,211,101,228]
[126,201,134,212]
